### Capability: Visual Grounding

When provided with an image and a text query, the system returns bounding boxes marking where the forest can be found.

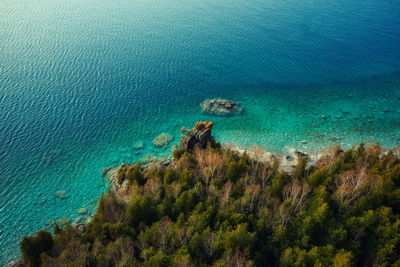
[19,124,400,266]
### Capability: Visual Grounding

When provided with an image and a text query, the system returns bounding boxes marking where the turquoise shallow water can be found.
[1,0,400,263]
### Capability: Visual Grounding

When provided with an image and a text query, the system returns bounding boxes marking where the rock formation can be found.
[200,98,242,116]
[180,121,220,151]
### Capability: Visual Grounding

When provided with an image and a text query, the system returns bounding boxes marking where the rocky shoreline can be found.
[102,121,326,202]
[12,120,400,266]
[44,121,329,232]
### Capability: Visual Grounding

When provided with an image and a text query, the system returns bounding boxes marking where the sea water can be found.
[1,0,400,263]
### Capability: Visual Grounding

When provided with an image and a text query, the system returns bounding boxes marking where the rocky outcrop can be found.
[180,121,219,151]
[200,98,242,116]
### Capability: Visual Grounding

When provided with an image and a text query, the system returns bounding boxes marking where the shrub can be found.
[173,148,185,160]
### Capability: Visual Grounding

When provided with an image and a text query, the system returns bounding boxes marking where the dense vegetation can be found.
[20,140,400,266]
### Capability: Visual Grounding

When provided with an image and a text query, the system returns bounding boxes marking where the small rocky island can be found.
[200,98,242,116]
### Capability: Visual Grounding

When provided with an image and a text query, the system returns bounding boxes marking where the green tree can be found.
[125,195,159,227]
[126,163,145,185]
[20,230,53,267]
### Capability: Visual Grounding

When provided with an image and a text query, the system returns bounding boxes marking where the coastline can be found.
[14,121,400,266]
[2,76,400,264]
[2,0,400,261]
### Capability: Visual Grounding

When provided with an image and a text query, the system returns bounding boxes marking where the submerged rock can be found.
[43,149,66,164]
[101,166,114,177]
[74,216,88,225]
[329,136,343,142]
[180,121,220,151]
[55,218,71,228]
[54,190,67,199]
[132,140,145,150]
[200,98,242,116]
[78,208,89,215]
[152,133,173,148]
[139,154,156,165]
[45,220,54,227]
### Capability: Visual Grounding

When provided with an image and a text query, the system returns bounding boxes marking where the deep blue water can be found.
[1,0,400,263]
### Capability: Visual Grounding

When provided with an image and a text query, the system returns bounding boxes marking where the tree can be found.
[282,180,311,214]
[126,164,145,185]
[125,195,159,227]
[148,250,170,267]
[195,147,225,189]
[332,250,354,267]
[334,164,373,209]
[20,230,53,267]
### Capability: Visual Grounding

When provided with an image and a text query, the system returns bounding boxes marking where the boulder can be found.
[78,208,89,215]
[200,98,242,116]
[75,223,86,233]
[74,216,88,225]
[55,218,71,228]
[180,121,219,151]
[152,133,173,148]
[293,150,309,160]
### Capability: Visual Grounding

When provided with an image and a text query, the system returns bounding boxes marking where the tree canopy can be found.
[20,142,400,266]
